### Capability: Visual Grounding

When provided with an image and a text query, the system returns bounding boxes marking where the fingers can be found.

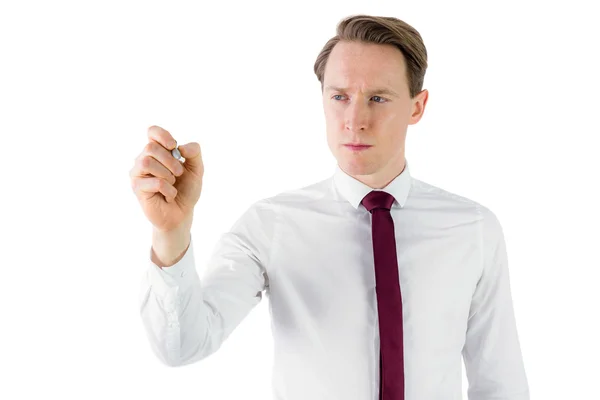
[141,141,184,177]
[132,155,176,185]
[178,142,203,173]
[132,176,178,202]
[147,125,177,151]
[131,126,193,204]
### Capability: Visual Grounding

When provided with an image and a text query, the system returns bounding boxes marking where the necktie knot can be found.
[361,190,396,212]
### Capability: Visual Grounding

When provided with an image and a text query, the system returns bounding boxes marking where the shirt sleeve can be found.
[462,206,530,400]
[139,199,276,367]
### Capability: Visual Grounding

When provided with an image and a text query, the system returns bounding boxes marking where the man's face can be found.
[322,40,428,189]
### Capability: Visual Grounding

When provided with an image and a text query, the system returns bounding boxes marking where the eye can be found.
[332,94,345,101]
[371,96,386,103]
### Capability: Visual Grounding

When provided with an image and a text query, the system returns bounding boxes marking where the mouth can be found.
[344,144,372,151]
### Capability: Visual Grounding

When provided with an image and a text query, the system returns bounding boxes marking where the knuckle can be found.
[130,160,144,175]
[147,125,160,135]
[147,125,172,145]
[141,156,152,168]
[144,141,156,153]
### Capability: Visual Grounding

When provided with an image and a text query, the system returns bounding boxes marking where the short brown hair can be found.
[314,14,428,99]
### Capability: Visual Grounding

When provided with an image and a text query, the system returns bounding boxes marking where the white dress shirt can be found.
[139,159,529,400]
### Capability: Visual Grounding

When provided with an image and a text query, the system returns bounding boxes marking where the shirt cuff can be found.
[146,236,198,301]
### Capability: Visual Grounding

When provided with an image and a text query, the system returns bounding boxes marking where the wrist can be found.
[152,216,193,267]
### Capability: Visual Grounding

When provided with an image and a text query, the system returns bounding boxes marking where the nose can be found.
[345,100,369,132]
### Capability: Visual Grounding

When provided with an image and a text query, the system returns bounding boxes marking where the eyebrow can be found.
[324,85,400,98]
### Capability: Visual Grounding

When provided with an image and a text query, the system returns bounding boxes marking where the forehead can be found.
[323,41,407,90]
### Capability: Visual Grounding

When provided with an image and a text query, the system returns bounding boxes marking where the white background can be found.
[1,0,599,398]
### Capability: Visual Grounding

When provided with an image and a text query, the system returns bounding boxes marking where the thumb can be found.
[178,142,203,174]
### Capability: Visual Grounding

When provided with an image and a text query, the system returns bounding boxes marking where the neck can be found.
[346,157,406,189]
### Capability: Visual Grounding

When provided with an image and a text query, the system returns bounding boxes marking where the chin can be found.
[339,159,379,176]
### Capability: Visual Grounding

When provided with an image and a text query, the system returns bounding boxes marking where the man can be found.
[130,14,529,400]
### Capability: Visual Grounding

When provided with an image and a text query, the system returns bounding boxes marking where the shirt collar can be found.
[333,158,412,210]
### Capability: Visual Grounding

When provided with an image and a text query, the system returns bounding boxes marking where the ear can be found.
[408,89,429,125]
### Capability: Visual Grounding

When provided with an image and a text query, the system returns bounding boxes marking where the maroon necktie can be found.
[361,190,405,400]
